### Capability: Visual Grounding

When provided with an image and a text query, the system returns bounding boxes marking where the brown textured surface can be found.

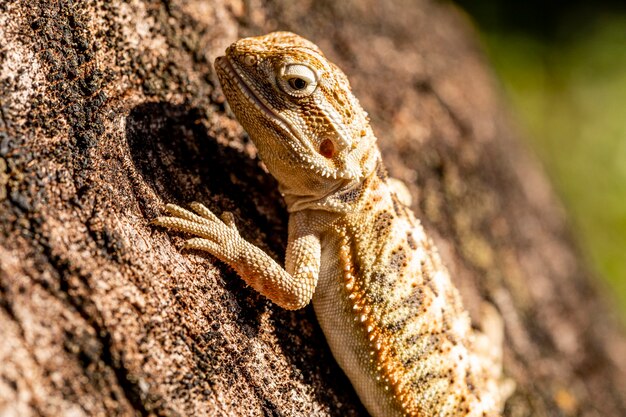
[0,1,625,416]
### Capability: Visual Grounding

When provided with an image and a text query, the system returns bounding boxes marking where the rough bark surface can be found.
[1,1,625,416]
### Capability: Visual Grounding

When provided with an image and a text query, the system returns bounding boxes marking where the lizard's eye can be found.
[278,64,318,97]
[288,77,307,90]
[243,54,257,66]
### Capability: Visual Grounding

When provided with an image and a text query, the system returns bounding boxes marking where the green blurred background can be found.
[453,1,626,319]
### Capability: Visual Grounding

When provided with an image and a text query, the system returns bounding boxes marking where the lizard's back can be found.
[313,164,506,417]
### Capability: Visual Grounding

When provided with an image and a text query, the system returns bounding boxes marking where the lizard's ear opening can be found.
[319,138,335,158]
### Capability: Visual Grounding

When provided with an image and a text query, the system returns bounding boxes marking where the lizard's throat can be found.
[279,150,381,213]
[280,178,361,213]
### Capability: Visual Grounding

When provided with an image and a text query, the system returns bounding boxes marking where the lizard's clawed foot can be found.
[152,202,240,260]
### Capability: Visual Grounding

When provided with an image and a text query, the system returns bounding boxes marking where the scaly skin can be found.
[154,32,512,416]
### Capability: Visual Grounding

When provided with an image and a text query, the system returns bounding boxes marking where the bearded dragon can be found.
[153,32,512,417]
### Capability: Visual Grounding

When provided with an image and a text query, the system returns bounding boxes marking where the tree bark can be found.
[1,1,625,416]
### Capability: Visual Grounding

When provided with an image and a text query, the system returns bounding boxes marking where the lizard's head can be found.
[215,32,378,203]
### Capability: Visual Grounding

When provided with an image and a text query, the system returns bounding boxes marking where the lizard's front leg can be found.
[153,203,320,310]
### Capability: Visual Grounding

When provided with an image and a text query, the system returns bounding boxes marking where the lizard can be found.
[153,31,513,417]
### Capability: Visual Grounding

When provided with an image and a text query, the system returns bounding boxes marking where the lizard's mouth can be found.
[214,55,305,151]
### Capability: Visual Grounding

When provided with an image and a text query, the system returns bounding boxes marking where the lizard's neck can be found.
[281,153,384,214]
[281,179,364,213]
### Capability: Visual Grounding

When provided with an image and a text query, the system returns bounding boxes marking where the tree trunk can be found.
[1,1,624,416]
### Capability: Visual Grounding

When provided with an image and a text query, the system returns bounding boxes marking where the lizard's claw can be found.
[220,211,238,230]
